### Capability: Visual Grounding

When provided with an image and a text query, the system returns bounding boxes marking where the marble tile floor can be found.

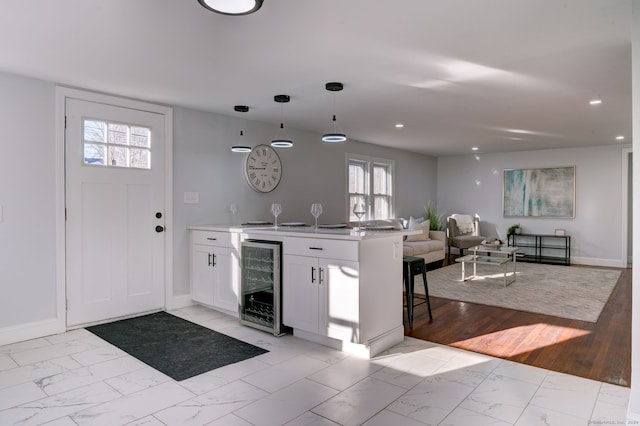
[0,305,632,426]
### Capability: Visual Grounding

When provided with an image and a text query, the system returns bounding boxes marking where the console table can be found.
[507,233,571,265]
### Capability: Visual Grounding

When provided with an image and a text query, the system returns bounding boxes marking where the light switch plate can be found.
[184,192,200,204]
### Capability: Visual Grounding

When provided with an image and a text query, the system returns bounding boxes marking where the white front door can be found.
[65,98,166,326]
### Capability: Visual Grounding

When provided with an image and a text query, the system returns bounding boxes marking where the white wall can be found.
[437,146,629,267]
[628,0,639,419]
[172,105,438,296]
[0,73,57,332]
[0,71,438,344]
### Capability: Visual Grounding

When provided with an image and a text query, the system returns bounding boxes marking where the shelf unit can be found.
[507,233,571,265]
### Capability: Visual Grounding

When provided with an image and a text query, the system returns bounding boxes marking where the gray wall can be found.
[0,70,437,337]
[172,105,438,296]
[437,146,629,266]
[0,72,57,329]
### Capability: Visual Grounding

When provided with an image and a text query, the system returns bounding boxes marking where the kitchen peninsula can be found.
[188,224,418,357]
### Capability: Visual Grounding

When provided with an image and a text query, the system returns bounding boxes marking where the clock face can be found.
[245,145,282,193]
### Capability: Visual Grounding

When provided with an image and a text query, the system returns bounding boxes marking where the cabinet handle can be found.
[212,253,216,267]
[311,267,316,283]
[207,253,213,266]
[309,247,323,251]
[319,267,324,284]
[207,237,217,241]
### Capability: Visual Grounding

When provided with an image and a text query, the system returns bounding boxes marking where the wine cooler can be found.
[239,240,284,336]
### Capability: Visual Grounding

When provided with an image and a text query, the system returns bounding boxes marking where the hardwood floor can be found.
[405,258,631,387]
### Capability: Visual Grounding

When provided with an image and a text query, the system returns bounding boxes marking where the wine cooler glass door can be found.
[240,240,283,336]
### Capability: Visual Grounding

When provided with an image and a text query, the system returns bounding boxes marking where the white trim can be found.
[0,319,63,347]
[622,147,632,268]
[55,87,174,330]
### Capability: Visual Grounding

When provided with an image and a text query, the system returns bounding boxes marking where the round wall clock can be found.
[245,144,282,193]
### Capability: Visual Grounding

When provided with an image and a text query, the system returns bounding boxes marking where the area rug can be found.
[86,312,268,381]
[414,262,621,322]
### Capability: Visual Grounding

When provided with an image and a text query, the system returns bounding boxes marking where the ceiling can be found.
[0,0,631,156]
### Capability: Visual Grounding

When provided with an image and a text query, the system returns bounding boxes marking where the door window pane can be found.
[108,123,129,145]
[84,120,106,142]
[84,143,106,165]
[83,119,151,169]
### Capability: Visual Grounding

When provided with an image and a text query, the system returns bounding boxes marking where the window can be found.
[347,154,394,221]
[83,119,151,169]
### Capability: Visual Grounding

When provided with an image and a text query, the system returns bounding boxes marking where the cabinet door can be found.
[211,246,238,313]
[282,255,319,333]
[190,244,215,305]
[320,259,360,342]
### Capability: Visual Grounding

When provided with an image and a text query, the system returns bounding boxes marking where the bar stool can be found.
[402,256,433,327]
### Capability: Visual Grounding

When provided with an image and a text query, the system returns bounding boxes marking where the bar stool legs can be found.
[403,256,433,327]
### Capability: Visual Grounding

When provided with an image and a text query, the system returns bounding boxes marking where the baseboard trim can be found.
[0,317,65,346]
[172,294,195,310]
[571,256,626,268]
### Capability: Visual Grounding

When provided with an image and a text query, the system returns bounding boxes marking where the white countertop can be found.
[187,224,420,241]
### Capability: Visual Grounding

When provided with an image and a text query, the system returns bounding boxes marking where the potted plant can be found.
[507,223,521,236]
[424,201,444,231]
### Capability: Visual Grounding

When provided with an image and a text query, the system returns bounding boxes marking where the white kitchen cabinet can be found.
[282,237,360,343]
[187,224,409,357]
[190,231,239,315]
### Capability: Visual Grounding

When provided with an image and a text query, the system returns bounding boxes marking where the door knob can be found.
[155,225,165,233]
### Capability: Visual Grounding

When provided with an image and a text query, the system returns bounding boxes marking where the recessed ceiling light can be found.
[589,99,602,105]
[395,123,404,128]
[471,147,479,151]
[616,135,625,140]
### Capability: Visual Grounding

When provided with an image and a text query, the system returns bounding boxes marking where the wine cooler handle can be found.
[311,266,316,283]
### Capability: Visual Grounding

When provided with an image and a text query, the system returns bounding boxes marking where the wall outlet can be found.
[184,192,200,204]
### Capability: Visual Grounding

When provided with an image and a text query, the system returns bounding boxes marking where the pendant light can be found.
[271,95,294,148]
[231,105,252,153]
[197,0,263,16]
[322,82,347,143]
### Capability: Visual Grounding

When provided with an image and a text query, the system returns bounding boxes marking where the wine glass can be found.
[270,203,282,228]
[353,202,366,231]
[310,203,323,229]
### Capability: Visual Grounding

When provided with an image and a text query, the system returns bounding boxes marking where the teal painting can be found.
[503,166,575,217]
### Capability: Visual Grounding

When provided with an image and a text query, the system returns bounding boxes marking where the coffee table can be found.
[455,244,520,286]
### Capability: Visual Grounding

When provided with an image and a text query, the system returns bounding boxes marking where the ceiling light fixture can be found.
[271,95,294,148]
[616,135,625,140]
[471,146,479,151]
[395,123,404,128]
[589,99,603,105]
[231,105,252,153]
[322,82,347,143]
[197,0,263,15]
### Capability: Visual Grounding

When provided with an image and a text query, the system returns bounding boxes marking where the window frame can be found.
[346,153,395,221]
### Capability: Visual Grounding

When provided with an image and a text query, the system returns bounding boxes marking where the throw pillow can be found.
[405,217,430,242]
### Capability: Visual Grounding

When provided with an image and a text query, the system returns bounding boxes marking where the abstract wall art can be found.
[503,166,575,218]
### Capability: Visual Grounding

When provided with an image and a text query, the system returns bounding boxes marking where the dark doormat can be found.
[86,311,268,381]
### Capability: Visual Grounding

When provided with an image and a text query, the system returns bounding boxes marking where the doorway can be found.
[57,88,173,328]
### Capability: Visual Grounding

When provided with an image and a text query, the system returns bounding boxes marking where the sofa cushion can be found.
[403,239,443,256]
[405,217,430,242]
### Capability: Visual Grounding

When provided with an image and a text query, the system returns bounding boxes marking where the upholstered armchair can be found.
[446,214,486,259]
